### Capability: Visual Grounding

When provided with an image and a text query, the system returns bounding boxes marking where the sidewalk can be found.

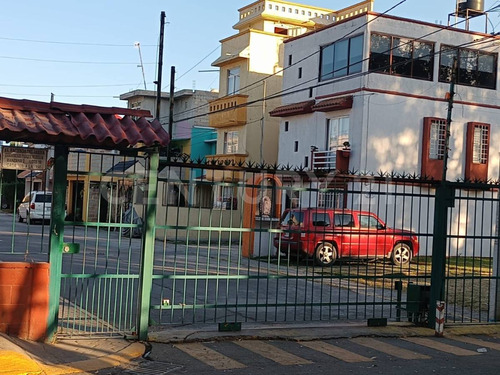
[1,322,500,374]
[0,333,144,375]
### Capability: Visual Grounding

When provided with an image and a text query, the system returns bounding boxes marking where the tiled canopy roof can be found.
[269,100,315,117]
[311,95,353,112]
[0,97,170,150]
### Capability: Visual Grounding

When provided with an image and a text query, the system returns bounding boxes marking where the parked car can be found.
[17,191,52,224]
[273,208,419,267]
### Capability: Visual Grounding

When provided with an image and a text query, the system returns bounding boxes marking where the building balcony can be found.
[209,95,248,128]
[204,153,248,181]
[312,149,350,172]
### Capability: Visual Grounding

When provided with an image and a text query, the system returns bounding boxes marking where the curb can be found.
[148,322,500,344]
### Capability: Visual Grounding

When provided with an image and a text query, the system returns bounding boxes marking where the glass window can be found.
[281,210,304,225]
[34,194,52,203]
[429,119,446,160]
[359,215,380,228]
[439,45,497,89]
[369,33,434,80]
[334,39,349,77]
[391,37,412,76]
[334,214,354,227]
[439,46,457,82]
[413,42,433,80]
[224,131,239,154]
[478,54,495,87]
[473,125,489,164]
[312,213,331,226]
[349,35,363,73]
[320,44,334,81]
[227,67,240,95]
[459,49,478,86]
[369,34,391,73]
[320,34,363,81]
[327,117,349,150]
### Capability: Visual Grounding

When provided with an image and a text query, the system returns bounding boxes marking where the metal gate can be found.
[56,149,148,337]
[148,162,499,329]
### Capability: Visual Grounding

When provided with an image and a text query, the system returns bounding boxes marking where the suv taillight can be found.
[30,203,36,209]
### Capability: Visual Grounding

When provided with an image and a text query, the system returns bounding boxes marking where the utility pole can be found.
[167,66,175,161]
[442,58,457,181]
[156,11,166,120]
[134,42,147,90]
[428,57,457,330]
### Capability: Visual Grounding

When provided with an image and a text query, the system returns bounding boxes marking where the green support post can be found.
[137,148,159,340]
[46,145,69,342]
[428,183,454,328]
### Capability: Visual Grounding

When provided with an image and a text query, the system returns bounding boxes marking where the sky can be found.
[1,0,500,108]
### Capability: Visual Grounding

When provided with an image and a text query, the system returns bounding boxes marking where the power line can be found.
[163,45,221,90]
[0,35,157,47]
[0,83,142,88]
[167,0,409,121]
[0,55,156,65]
[172,23,499,125]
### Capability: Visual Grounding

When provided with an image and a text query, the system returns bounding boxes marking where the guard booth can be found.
[0,96,169,341]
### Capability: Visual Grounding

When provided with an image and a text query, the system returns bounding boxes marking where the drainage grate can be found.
[123,360,184,375]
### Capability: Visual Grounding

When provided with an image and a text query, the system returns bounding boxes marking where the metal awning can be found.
[106,160,138,174]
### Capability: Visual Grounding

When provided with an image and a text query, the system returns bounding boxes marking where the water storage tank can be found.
[458,0,484,16]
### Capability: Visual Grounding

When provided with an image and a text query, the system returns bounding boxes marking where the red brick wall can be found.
[0,262,49,341]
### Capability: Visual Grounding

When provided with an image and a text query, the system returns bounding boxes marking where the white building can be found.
[270,10,500,257]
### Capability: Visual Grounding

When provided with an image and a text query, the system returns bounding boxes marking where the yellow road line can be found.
[351,337,431,360]
[174,343,246,370]
[235,340,312,366]
[448,335,500,352]
[299,341,372,363]
[403,337,480,356]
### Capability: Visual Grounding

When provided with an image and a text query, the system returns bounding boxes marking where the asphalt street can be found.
[99,335,500,375]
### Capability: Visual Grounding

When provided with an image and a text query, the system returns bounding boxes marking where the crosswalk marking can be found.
[299,341,372,363]
[448,335,500,352]
[350,337,431,360]
[235,341,312,365]
[402,337,480,356]
[174,343,246,370]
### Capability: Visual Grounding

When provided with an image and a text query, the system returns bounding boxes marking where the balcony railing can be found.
[312,150,337,170]
[208,95,248,128]
[312,149,350,171]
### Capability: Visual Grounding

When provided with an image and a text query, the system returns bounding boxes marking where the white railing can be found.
[312,149,337,170]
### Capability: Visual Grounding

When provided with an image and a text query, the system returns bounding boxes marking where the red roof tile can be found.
[0,96,170,149]
[311,96,353,112]
[269,100,315,117]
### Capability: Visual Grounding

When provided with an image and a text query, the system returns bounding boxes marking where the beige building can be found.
[207,0,374,169]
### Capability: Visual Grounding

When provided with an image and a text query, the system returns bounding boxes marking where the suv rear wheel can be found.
[315,242,337,267]
[392,243,412,266]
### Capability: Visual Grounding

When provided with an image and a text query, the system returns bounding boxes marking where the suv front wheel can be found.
[315,242,337,267]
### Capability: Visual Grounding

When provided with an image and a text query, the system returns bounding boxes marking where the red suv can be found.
[273,208,419,267]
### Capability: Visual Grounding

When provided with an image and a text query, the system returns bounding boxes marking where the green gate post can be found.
[137,148,159,340]
[428,182,455,328]
[47,145,69,342]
